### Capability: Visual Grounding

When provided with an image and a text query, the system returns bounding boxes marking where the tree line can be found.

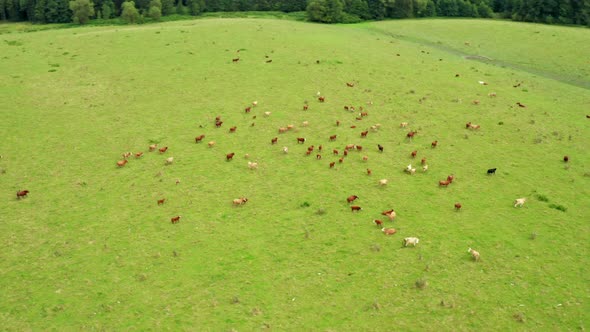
[0,0,588,26]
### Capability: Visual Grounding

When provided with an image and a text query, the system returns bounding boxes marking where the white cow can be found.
[514,198,526,207]
[403,237,419,247]
[468,248,480,261]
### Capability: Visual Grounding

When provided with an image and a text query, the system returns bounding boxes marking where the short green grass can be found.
[1,18,589,330]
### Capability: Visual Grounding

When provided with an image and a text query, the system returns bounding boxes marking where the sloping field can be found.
[0,18,589,330]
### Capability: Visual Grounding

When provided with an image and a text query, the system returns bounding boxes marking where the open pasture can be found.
[1,18,589,330]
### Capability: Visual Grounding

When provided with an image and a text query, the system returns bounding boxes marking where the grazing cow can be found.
[379,179,388,186]
[360,111,368,117]
[454,203,462,211]
[487,168,497,175]
[195,135,205,143]
[117,160,128,167]
[361,131,368,138]
[516,102,526,108]
[406,164,413,172]
[252,101,258,107]
[382,228,397,235]
[346,82,355,87]
[233,197,248,205]
[229,126,237,133]
[345,144,355,150]
[381,209,394,216]
[232,57,240,62]
[122,152,132,159]
[329,162,335,168]
[302,121,309,127]
[411,150,418,158]
[135,152,143,158]
[347,195,359,203]
[378,144,384,152]
[329,135,337,141]
[215,121,223,128]
[159,146,168,153]
[472,100,480,105]
[373,219,383,226]
[316,154,322,160]
[563,155,569,162]
[226,152,235,161]
[488,92,497,97]
[403,237,420,247]
[287,124,295,131]
[271,137,278,145]
[423,165,428,172]
[431,140,438,148]
[303,104,309,111]
[439,180,451,187]
[208,141,216,148]
[336,120,340,126]
[318,145,323,152]
[171,216,181,224]
[247,161,258,170]
[343,150,348,157]
[215,115,222,121]
[351,205,362,212]
[338,157,344,163]
[16,190,29,199]
[282,147,289,154]
[157,198,166,205]
[385,210,396,221]
[244,153,250,159]
[318,96,325,102]
[333,149,339,155]
[407,131,417,139]
[355,145,363,152]
[447,175,455,182]
[514,198,526,208]
[421,157,426,165]
[245,106,251,113]
[149,144,157,151]
[297,137,306,144]
[409,168,416,175]
[165,157,174,165]
[362,155,368,161]
[468,248,480,261]
[264,111,272,117]
[367,168,372,176]
[278,127,288,133]
[466,122,480,129]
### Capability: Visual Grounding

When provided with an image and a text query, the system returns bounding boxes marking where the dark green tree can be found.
[101,0,113,18]
[120,0,139,22]
[160,0,173,14]
[69,0,95,23]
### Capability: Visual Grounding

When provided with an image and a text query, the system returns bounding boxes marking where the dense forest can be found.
[0,0,589,26]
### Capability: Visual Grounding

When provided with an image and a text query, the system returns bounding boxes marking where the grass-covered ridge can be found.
[1,18,589,330]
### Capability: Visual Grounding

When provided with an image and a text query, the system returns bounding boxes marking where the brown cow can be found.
[16,190,30,199]
[347,195,359,203]
[351,205,362,212]
[454,203,462,211]
[171,216,181,224]
[271,137,278,145]
[157,198,166,205]
[195,135,205,143]
[297,137,306,144]
[226,152,235,161]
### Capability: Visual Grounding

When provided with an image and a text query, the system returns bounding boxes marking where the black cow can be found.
[487,168,497,175]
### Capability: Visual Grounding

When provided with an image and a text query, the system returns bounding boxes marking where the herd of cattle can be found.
[16,81,569,262]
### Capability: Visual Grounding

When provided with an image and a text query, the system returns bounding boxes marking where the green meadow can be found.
[1,18,589,330]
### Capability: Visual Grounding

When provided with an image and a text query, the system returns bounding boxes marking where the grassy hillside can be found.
[1,18,589,330]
